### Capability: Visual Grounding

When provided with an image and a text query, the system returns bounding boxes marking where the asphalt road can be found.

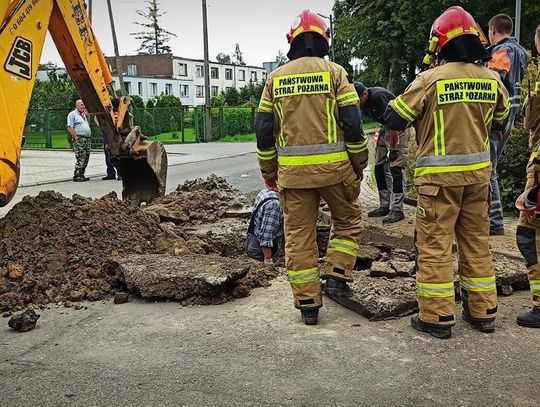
[0,280,538,407]
[0,151,263,217]
[1,148,539,406]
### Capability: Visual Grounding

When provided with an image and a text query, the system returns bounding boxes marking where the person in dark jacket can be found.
[355,83,409,224]
[487,13,528,235]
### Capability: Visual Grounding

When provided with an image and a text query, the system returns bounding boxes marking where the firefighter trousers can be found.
[280,178,363,309]
[516,165,540,308]
[416,181,497,326]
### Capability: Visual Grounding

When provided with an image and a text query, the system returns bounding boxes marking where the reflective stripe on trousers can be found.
[327,238,358,257]
[417,282,455,298]
[460,275,496,292]
[288,267,320,284]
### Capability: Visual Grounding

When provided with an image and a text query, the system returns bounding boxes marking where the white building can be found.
[37,54,268,106]
[107,54,267,106]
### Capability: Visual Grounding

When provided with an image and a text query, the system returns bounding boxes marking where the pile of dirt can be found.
[0,191,162,312]
[144,175,251,226]
[0,178,280,313]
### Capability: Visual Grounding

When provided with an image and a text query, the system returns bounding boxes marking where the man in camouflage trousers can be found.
[67,99,92,182]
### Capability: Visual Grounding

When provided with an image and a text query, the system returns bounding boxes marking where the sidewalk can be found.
[18,142,256,187]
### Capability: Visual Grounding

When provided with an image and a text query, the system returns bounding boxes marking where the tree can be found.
[275,50,288,66]
[216,53,232,64]
[30,72,79,110]
[131,0,177,54]
[232,43,246,66]
[224,87,240,106]
[333,0,540,94]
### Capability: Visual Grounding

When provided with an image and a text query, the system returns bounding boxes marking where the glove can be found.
[264,258,274,265]
[387,150,398,162]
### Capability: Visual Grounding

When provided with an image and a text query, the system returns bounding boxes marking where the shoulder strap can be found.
[247,196,279,234]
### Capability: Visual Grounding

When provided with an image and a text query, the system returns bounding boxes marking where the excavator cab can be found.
[0,0,167,207]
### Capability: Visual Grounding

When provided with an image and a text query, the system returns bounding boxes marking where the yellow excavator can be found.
[0,0,167,207]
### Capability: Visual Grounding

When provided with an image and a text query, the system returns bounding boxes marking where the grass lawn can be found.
[219,134,256,142]
[148,128,197,143]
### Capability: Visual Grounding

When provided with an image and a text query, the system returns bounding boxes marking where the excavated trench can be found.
[0,175,529,322]
[0,176,279,313]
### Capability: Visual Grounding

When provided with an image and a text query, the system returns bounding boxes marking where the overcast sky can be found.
[41,0,335,67]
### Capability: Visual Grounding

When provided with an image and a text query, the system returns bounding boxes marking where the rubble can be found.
[144,175,251,226]
[8,309,40,332]
[114,293,129,304]
[114,254,279,305]
[0,178,282,312]
[327,272,418,321]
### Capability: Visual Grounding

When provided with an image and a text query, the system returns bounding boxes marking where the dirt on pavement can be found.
[0,177,279,313]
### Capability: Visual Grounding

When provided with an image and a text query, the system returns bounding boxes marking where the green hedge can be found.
[195,107,255,140]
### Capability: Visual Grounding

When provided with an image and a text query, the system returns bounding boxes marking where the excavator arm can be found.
[0,0,167,207]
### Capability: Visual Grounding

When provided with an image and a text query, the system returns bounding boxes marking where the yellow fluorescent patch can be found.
[436,79,497,105]
[273,71,331,98]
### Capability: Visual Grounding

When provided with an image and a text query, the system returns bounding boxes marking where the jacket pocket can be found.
[417,185,440,222]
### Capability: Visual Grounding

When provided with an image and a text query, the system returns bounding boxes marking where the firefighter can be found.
[354,82,409,224]
[384,6,510,339]
[254,10,368,325]
[515,24,540,328]
[486,14,528,235]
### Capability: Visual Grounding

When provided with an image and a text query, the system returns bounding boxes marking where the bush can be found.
[498,125,529,214]
[195,107,254,140]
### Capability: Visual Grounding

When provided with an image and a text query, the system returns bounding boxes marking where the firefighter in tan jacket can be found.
[384,6,509,339]
[255,10,368,325]
[515,24,540,328]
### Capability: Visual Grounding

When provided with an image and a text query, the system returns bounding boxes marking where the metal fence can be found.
[23,106,257,149]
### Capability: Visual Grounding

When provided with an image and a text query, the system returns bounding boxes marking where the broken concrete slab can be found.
[493,253,529,291]
[369,261,397,278]
[113,254,278,306]
[326,272,417,321]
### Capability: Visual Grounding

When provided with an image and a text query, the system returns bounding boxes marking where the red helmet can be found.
[287,10,330,44]
[430,6,480,53]
[516,183,540,217]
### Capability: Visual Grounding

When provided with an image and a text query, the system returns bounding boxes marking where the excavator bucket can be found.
[116,127,167,204]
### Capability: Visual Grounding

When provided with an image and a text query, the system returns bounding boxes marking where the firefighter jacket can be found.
[361,87,396,125]
[385,61,510,187]
[488,37,528,132]
[524,64,540,147]
[254,56,368,189]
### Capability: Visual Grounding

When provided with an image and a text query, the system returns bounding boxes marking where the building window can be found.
[196,65,204,78]
[127,64,137,76]
[211,86,219,97]
[196,85,204,98]
[178,63,187,76]
[150,82,157,96]
[180,85,189,98]
[124,81,131,94]
[211,67,219,79]
[251,71,258,82]
[238,69,245,81]
[225,68,233,80]
[138,82,143,95]
[225,87,232,93]
[165,83,172,95]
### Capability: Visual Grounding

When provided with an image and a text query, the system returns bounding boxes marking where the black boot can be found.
[410,313,452,339]
[367,207,390,217]
[323,276,352,298]
[516,307,540,328]
[300,308,319,325]
[461,289,495,333]
[462,312,495,333]
[382,210,405,224]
